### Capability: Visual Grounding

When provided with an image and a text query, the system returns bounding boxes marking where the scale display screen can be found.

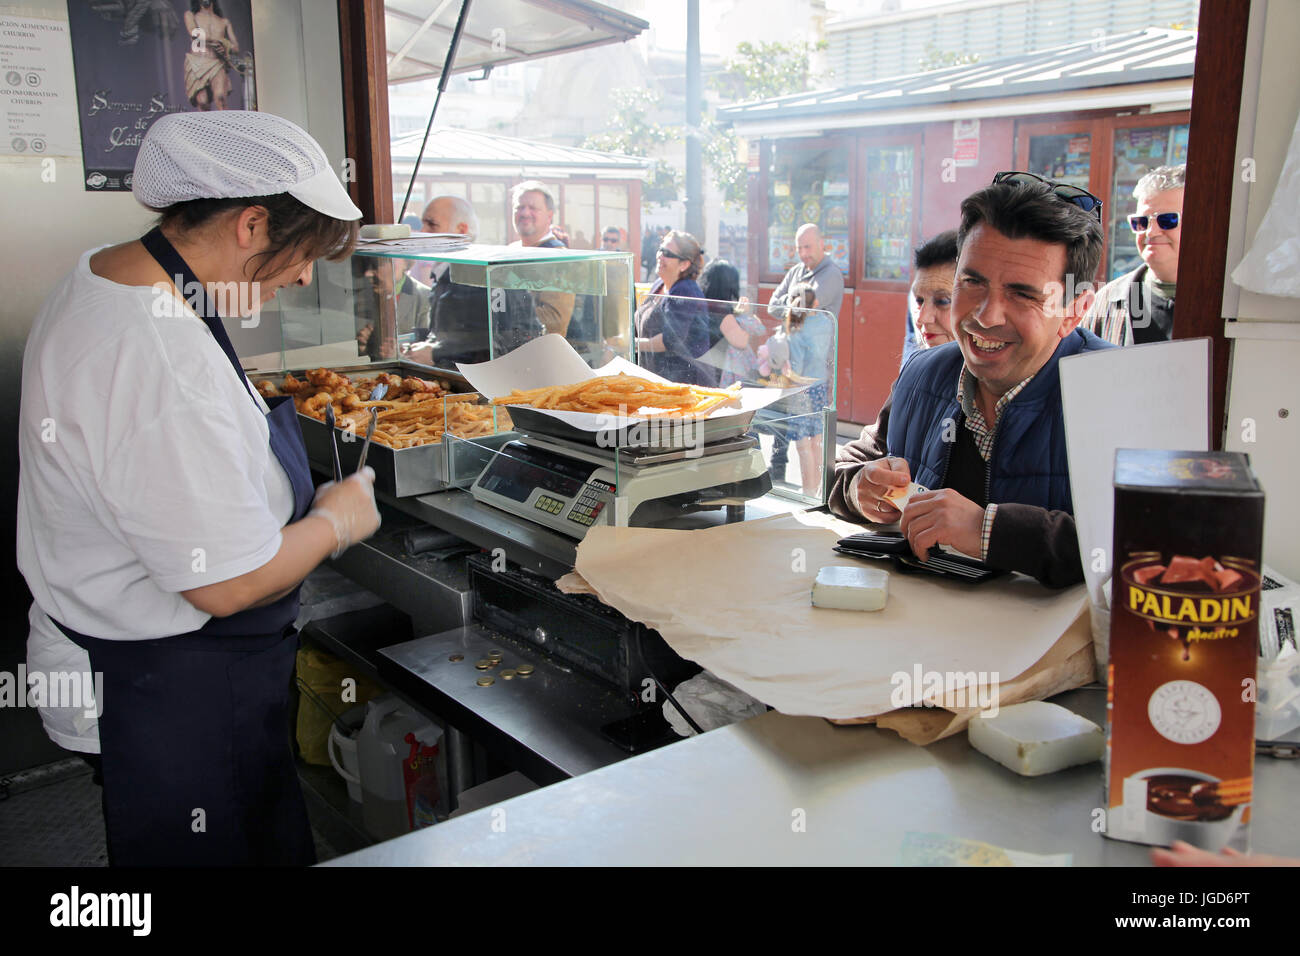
[474,441,615,534]
[477,442,590,503]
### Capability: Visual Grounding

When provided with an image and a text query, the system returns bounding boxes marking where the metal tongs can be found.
[356,383,387,474]
[326,383,387,482]
[324,403,343,483]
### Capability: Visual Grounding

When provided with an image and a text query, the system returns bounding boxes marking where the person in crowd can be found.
[505,180,574,343]
[17,111,378,865]
[899,229,960,367]
[1085,164,1184,345]
[783,283,835,497]
[403,195,490,365]
[601,226,623,251]
[701,258,764,387]
[766,222,844,484]
[828,172,1114,588]
[634,229,711,385]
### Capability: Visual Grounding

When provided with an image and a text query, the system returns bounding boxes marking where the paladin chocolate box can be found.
[1104,449,1264,851]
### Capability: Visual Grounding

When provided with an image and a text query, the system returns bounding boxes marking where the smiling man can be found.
[828,175,1114,587]
[1085,165,1184,345]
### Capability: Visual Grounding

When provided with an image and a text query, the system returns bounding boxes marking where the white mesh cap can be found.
[133,110,362,221]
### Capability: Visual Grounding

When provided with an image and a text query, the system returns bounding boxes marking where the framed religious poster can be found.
[66,1,256,191]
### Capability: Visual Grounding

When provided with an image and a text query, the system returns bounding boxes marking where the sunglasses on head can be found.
[657,244,688,261]
[992,170,1104,221]
[1128,212,1180,232]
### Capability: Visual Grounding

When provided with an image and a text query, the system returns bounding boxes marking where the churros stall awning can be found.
[384,0,650,85]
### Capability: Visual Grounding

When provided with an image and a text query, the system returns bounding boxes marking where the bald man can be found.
[421,195,478,239]
[764,223,844,484]
[767,224,844,325]
[405,195,491,366]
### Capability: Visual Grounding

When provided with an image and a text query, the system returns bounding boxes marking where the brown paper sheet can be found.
[570,512,1091,727]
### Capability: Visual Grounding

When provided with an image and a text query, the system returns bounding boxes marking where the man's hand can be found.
[899,489,986,561]
[852,456,910,523]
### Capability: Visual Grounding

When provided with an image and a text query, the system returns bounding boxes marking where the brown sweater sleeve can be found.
[827,393,892,521]
[984,503,1084,588]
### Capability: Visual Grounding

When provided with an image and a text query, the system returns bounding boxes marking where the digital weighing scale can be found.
[470,433,772,539]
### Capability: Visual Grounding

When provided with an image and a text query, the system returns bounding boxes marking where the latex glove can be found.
[309,467,381,559]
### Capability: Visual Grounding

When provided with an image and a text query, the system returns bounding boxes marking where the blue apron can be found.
[52,228,317,866]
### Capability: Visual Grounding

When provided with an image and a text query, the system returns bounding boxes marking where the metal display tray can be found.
[506,405,757,450]
[252,363,516,497]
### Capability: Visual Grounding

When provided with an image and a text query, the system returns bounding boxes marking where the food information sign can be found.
[0,15,79,158]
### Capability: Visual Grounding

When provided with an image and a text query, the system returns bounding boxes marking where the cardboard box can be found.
[1104,450,1264,851]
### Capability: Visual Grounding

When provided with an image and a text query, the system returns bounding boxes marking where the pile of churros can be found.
[490,373,742,418]
[257,368,510,449]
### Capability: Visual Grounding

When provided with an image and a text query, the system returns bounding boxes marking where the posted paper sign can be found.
[0,15,79,157]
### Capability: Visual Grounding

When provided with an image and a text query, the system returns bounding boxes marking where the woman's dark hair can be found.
[157,194,359,282]
[958,182,1103,294]
[914,229,959,271]
[191,0,224,15]
[786,281,818,331]
[700,259,740,303]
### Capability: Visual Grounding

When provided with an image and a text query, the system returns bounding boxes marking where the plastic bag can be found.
[1231,104,1300,297]
[662,670,768,737]
[295,647,383,765]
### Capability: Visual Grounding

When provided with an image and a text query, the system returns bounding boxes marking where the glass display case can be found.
[255,243,635,374]
[461,292,838,536]
[242,246,835,526]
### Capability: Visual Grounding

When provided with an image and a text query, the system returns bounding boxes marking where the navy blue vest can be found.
[886,328,1113,514]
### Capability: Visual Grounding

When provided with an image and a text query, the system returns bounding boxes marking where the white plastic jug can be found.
[356,695,443,841]
[327,705,366,803]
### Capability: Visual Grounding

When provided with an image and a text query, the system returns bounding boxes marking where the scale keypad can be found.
[566,484,606,527]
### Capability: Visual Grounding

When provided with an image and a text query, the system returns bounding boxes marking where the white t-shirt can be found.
[17,248,296,752]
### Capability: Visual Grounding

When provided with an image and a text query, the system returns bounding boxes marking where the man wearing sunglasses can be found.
[829,173,1113,587]
[1085,164,1184,345]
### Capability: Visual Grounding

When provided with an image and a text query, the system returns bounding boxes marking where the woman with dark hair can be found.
[900,229,960,367]
[701,258,766,387]
[633,229,712,384]
[17,111,376,866]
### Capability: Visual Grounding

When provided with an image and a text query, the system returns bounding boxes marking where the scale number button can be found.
[534,494,564,515]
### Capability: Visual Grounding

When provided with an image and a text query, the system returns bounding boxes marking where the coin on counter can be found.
[500,669,517,680]
[487,650,504,661]
[474,659,492,670]
[449,653,464,663]
[476,676,495,687]
[516,664,534,677]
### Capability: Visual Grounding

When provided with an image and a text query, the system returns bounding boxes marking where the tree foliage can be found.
[584,40,826,210]
[583,88,682,205]
[712,39,827,102]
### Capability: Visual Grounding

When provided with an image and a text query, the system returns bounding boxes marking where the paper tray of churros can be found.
[252,364,515,497]
[459,334,795,450]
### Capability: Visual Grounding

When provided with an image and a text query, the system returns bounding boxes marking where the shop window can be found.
[863,145,914,282]
[563,183,596,249]
[765,141,850,277]
[1107,124,1190,279]
[599,188,630,248]
[471,182,507,244]
[1026,132,1091,188]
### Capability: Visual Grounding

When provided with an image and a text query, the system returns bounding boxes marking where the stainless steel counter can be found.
[324,689,1300,866]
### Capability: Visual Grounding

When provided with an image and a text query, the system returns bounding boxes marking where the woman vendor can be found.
[16,111,381,865]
